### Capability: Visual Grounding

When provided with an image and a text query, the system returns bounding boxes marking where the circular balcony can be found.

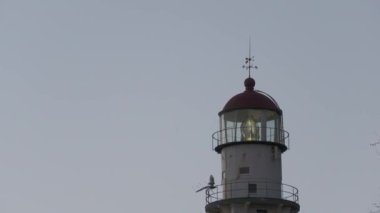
[205,180,299,204]
[212,127,290,152]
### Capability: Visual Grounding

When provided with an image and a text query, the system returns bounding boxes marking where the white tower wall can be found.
[221,144,282,199]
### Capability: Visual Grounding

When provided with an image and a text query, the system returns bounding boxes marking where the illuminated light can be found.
[241,116,258,141]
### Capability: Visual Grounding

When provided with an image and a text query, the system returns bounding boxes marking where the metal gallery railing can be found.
[212,127,290,150]
[205,180,299,204]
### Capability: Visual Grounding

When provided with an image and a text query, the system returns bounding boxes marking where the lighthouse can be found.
[201,55,300,213]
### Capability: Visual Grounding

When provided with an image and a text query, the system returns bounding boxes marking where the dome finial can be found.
[242,37,258,78]
[244,77,255,91]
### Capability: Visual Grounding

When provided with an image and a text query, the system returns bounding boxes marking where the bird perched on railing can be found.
[196,175,216,192]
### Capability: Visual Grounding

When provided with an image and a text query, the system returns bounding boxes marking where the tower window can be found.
[248,184,257,193]
[239,167,250,174]
[257,210,267,213]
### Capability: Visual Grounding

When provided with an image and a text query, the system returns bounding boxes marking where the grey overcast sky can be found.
[0,1,380,213]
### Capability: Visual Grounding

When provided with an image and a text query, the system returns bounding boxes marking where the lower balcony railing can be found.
[205,180,299,204]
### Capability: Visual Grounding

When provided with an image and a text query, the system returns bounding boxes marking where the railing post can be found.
[216,186,219,201]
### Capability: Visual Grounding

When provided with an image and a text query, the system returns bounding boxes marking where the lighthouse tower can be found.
[202,56,300,213]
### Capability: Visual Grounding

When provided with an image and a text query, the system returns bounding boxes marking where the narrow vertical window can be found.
[248,184,257,193]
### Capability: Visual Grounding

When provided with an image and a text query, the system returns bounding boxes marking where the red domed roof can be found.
[219,78,282,115]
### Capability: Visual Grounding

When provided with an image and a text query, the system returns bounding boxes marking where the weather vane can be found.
[242,37,258,78]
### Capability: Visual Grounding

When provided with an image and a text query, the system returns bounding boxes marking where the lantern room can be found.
[212,77,289,153]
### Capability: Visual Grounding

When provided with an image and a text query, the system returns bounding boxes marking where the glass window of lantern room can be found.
[267,110,282,142]
[221,111,238,143]
[278,115,284,143]
[221,109,281,143]
[266,119,275,142]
